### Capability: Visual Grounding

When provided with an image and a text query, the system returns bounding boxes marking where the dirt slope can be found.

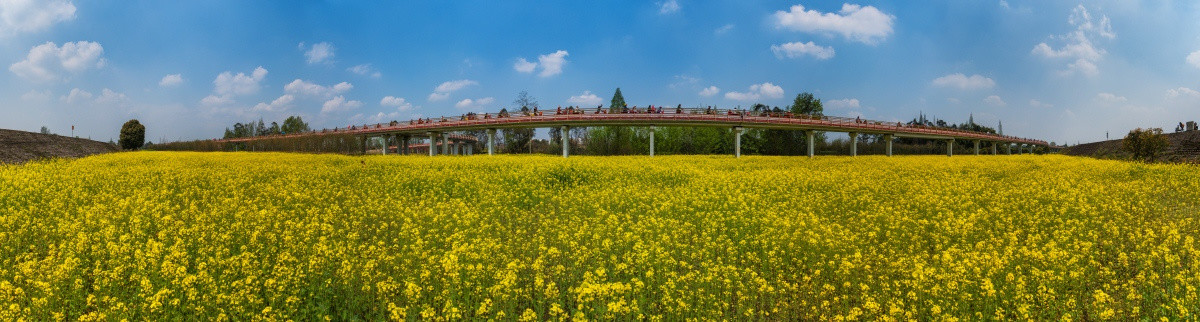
[0,129,120,164]
[1061,130,1200,162]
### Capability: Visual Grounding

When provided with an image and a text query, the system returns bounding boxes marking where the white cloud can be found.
[1031,5,1113,77]
[699,86,720,97]
[94,88,128,105]
[827,98,860,109]
[21,89,50,102]
[9,41,104,82]
[252,94,295,112]
[302,42,335,64]
[1096,92,1127,103]
[999,0,1010,9]
[1167,87,1200,100]
[513,58,536,73]
[1187,50,1200,69]
[658,0,680,14]
[983,95,1006,107]
[213,66,267,97]
[284,79,353,98]
[454,97,495,110]
[772,3,895,44]
[347,64,381,78]
[1029,99,1054,108]
[200,95,232,106]
[428,79,477,101]
[159,74,183,87]
[59,88,91,103]
[321,96,362,113]
[566,91,603,106]
[931,73,995,90]
[380,96,415,111]
[771,41,835,60]
[513,50,569,77]
[725,82,784,101]
[714,24,734,35]
[669,75,700,89]
[0,0,76,35]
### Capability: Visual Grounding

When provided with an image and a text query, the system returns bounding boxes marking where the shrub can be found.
[1122,127,1168,161]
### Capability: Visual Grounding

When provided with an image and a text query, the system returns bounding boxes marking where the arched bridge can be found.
[220,107,1050,157]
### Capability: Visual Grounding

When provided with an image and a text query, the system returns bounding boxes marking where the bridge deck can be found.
[220,109,1047,146]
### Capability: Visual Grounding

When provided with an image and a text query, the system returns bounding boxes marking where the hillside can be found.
[1061,130,1200,162]
[0,129,119,164]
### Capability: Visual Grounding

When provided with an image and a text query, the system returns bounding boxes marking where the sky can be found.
[2,0,1199,145]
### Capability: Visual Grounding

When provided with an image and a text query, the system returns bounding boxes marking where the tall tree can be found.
[504,91,537,153]
[119,119,146,150]
[609,88,625,113]
[281,116,310,134]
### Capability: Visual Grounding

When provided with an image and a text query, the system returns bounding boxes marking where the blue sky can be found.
[2,0,1199,144]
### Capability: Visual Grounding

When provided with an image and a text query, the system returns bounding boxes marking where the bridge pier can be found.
[884,134,894,156]
[973,140,980,155]
[487,129,496,156]
[428,132,437,156]
[991,142,997,155]
[403,135,410,154]
[360,136,367,155]
[849,132,858,156]
[734,126,744,158]
[466,143,473,156]
[649,126,656,157]
[442,133,450,155]
[807,131,815,158]
[381,136,388,155]
[946,139,954,157]
[562,125,569,158]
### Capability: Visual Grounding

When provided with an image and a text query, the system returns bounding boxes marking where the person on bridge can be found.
[556,106,562,115]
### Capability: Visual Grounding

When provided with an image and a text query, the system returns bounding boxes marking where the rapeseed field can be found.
[1,152,1197,320]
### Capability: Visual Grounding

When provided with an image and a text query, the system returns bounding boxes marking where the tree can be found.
[39,126,51,135]
[281,116,310,134]
[1123,128,1169,161]
[504,91,538,153]
[119,119,146,150]
[268,122,281,136]
[790,92,823,116]
[609,88,625,113]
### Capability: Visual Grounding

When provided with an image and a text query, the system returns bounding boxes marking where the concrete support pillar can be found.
[973,140,980,155]
[467,144,473,156]
[381,136,389,155]
[849,132,859,156]
[486,129,496,155]
[561,125,570,158]
[360,136,368,155]
[402,136,410,155]
[454,140,461,155]
[807,131,815,158]
[734,127,744,158]
[441,133,450,155]
[946,139,954,157]
[991,142,997,155]
[649,126,656,157]
[428,132,436,156]
[884,134,894,157]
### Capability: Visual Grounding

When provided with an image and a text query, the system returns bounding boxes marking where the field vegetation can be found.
[0,153,1196,320]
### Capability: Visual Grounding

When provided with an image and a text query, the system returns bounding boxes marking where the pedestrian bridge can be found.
[219,107,1050,157]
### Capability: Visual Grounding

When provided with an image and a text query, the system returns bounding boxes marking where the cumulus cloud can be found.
[771,41,835,60]
[1031,5,1113,77]
[1029,99,1054,108]
[513,50,569,77]
[21,89,50,102]
[428,79,477,101]
[931,73,995,90]
[94,88,128,105]
[772,3,895,44]
[983,95,1006,107]
[826,98,861,109]
[1096,92,1127,103]
[725,82,784,101]
[252,94,295,112]
[1188,50,1200,69]
[214,66,267,97]
[380,96,415,111]
[347,64,381,78]
[59,88,91,103]
[658,0,680,14]
[566,91,603,106]
[714,24,734,35]
[9,41,104,82]
[0,0,76,35]
[301,42,335,64]
[454,97,495,110]
[1167,87,1200,100]
[284,79,352,98]
[159,74,183,87]
[699,86,720,97]
[321,96,362,113]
